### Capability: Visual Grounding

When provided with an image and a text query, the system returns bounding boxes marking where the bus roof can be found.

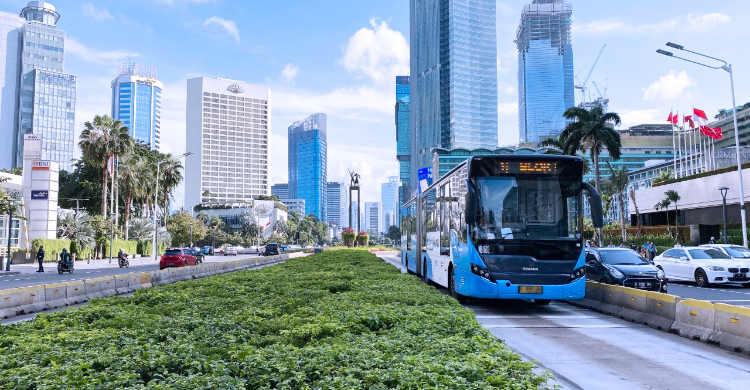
[402,154,582,208]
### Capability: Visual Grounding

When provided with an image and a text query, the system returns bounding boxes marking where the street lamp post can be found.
[152,152,192,260]
[720,187,729,244]
[657,42,748,247]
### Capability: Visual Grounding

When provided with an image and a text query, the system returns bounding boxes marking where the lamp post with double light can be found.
[720,186,729,244]
[657,42,747,247]
[153,152,192,260]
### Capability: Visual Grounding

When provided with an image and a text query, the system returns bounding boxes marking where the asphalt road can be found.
[667,281,750,307]
[378,253,750,390]
[0,253,261,290]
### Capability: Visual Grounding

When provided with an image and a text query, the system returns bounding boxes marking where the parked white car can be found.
[653,246,750,287]
[700,244,750,261]
[237,246,256,254]
[223,246,238,256]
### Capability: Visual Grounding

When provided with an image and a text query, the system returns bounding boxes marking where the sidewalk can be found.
[10,255,159,274]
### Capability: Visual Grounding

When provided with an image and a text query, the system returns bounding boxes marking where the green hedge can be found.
[136,240,167,257]
[102,239,139,258]
[31,239,95,261]
[0,250,548,389]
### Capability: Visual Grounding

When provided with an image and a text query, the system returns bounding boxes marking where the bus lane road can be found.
[667,282,750,307]
[379,253,750,390]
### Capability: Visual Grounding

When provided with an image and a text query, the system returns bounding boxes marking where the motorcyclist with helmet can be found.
[117,248,129,268]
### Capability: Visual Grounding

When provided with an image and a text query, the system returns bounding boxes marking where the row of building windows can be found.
[25,30,62,41]
[202,92,266,103]
[25,41,62,52]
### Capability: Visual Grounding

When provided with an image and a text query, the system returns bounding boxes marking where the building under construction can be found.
[516,0,574,144]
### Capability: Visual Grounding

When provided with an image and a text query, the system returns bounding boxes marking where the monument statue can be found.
[349,170,360,188]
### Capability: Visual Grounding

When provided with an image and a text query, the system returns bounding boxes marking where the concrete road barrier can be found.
[114,275,131,294]
[613,287,649,324]
[642,291,678,331]
[0,288,22,319]
[128,272,152,291]
[15,286,47,314]
[168,266,192,282]
[151,269,171,286]
[672,298,716,342]
[44,282,71,309]
[711,303,750,353]
[66,280,87,304]
[84,276,117,300]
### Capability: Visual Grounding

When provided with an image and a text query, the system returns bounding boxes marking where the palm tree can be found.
[118,155,146,240]
[128,217,154,240]
[202,189,211,203]
[196,210,209,225]
[158,154,185,227]
[655,198,672,237]
[79,115,134,217]
[607,162,629,244]
[208,216,225,249]
[665,190,681,239]
[629,188,642,238]
[57,212,96,255]
[560,105,622,192]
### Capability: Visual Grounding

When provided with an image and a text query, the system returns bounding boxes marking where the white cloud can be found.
[574,19,677,35]
[280,63,300,85]
[338,18,409,84]
[65,37,138,66]
[686,13,730,32]
[81,3,114,22]
[642,70,696,100]
[203,16,240,43]
[498,102,518,116]
[616,109,665,129]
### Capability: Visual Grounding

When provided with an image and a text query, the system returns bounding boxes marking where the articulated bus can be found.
[401,154,604,304]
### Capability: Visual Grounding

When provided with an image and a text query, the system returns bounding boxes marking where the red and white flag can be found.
[683,115,695,129]
[107,154,115,176]
[667,112,674,123]
[693,108,709,127]
[701,126,723,140]
[265,221,271,227]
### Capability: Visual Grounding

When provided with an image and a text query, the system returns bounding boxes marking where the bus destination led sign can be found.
[498,161,558,174]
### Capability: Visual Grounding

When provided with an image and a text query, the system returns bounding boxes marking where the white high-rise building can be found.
[364,201,383,235]
[0,11,24,169]
[185,77,271,209]
[327,181,348,229]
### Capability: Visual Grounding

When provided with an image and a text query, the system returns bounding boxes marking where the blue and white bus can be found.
[401,154,604,304]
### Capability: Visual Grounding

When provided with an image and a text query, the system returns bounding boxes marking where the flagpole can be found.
[669,108,679,179]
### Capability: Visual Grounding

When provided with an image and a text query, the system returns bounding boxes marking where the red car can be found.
[159,248,198,270]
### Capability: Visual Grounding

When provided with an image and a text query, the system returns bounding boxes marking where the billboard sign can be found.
[31,190,49,200]
[32,160,51,170]
[417,167,433,194]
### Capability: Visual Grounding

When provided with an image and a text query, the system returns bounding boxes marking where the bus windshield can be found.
[473,176,581,241]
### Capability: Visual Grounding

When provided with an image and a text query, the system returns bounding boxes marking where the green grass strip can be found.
[0,250,550,389]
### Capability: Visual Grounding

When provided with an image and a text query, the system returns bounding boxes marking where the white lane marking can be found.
[483,324,628,329]
[474,315,603,319]
[676,284,750,295]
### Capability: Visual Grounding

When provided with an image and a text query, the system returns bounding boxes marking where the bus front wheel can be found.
[449,267,466,304]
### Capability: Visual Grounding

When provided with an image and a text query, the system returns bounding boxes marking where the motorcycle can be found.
[118,253,130,268]
[57,260,74,274]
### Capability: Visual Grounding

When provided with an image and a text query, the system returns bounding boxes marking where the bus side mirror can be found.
[465,179,478,225]
[582,182,604,228]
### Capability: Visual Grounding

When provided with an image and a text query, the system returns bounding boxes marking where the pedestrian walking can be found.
[648,241,657,262]
[709,236,716,244]
[36,246,45,272]
[630,242,637,251]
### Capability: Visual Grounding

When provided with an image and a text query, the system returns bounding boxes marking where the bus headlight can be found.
[568,266,586,282]
[470,263,496,283]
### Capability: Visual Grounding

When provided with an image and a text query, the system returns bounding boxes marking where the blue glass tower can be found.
[288,113,327,221]
[410,0,498,184]
[111,63,162,150]
[395,76,411,207]
[517,0,574,144]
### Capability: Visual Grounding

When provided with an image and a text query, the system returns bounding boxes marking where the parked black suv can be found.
[585,248,667,292]
[263,243,279,256]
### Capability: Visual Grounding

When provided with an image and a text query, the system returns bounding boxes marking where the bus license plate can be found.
[519,286,543,294]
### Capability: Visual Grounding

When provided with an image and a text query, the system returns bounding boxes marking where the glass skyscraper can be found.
[517,0,574,144]
[410,0,498,182]
[395,76,411,208]
[0,1,77,172]
[111,63,162,150]
[381,176,399,229]
[288,113,327,222]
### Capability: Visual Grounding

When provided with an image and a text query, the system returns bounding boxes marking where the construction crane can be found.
[591,81,609,112]
[574,44,607,106]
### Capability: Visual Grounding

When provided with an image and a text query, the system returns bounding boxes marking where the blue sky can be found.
[1,0,746,205]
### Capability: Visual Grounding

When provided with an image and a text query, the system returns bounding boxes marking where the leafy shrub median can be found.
[0,250,547,389]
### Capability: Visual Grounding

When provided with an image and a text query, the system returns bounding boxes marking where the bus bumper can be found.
[456,270,586,300]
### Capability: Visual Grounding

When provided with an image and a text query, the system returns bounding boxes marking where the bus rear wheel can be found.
[423,260,429,285]
[449,267,466,304]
